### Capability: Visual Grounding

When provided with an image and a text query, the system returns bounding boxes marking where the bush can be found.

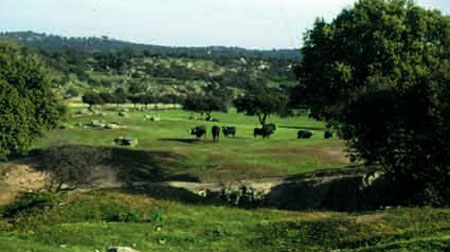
[1,192,60,219]
[37,145,111,192]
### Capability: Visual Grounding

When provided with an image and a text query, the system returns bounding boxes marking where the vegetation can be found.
[1,190,450,251]
[37,145,111,192]
[0,32,299,106]
[183,96,228,118]
[34,107,346,181]
[234,91,290,126]
[0,31,302,60]
[294,0,450,206]
[1,1,450,250]
[0,41,64,160]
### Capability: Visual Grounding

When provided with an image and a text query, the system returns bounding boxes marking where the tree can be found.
[0,41,64,160]
[113,87,128,104]
[183,96,228,118]
[294,0,450,205]
[98,92,115,104]
[82,92,105,109]
[38,145,111,192]
[65,87,79,98]
[233,92,289,126]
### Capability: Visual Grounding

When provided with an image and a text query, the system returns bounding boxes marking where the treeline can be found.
[82,89,185,108]
[0,31,302,60]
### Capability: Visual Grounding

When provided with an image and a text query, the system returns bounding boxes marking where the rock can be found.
[104,123,120,129]
[90,120,106,128]
[107,247,140,252]
[114,137,138,147]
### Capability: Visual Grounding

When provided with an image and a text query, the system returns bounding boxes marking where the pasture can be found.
[1,190,450,251]
[4,105,449,252]
[1,105,450,252]
[35,105,350,182]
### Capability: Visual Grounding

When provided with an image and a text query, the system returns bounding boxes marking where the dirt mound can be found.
[0,164,48,205]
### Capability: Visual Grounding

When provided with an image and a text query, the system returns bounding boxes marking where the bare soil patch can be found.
[0,163,49,205]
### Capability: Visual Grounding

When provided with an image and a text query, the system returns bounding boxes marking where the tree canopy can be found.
[183,96,228,115]
[234,92,289,125]
[294,0,450,205]
[0,41,64,160]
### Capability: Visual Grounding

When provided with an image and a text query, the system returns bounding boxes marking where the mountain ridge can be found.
[0,31,302,60]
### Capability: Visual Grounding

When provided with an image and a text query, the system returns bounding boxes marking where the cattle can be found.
[254,128,264,138]
[297,130,313,139]
[254,126,275,138]
[212,125,221,142]
[189,126,206,139]
[222,126,236,137]
[324,130,333,139]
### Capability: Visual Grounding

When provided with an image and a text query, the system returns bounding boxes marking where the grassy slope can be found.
[34,107,349,182]
[1,191,450,252]
[1,107,449,251]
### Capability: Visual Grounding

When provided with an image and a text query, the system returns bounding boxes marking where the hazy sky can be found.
[1,0,449,49]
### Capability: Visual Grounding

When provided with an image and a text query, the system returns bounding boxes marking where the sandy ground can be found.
[0,163,49,205]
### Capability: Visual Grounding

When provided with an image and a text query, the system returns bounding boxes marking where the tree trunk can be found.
[257,113,268,126]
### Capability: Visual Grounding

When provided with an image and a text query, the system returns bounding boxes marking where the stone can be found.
[114,137,138,147]
[107,247,141,252]
[118,112,128,117]
[90,120,106,128]
[104,123,120,129]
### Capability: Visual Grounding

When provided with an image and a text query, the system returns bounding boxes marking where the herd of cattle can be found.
[188,124,333,141]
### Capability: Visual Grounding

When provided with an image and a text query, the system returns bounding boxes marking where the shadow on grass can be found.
[124,185,206,205]
[28,144,199,184]
[158,138,222,144]
[283,165,367,181]
[110,147,196,183]
[158,138,202,144]
[279,125,325,131]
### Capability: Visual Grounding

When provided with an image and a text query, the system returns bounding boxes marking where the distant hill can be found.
[0,31,302,60]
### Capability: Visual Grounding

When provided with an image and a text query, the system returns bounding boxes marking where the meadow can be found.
[1,105,449,252]
[1,190,450,251]
[35,105,350,182]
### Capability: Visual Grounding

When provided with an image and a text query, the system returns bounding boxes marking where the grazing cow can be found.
[222,126,236,137]
[324,130,333,139]
[212,125,221,142]
[297,130,313,139]
[254,128,264,138]
[254,126,275,138]
[189,126,206,139]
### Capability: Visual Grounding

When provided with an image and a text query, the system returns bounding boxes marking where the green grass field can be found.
[2,106,449,251]
[35,107,350,182]
[1,190,450,252]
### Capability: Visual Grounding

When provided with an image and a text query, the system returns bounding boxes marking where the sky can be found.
[1,0,449,49]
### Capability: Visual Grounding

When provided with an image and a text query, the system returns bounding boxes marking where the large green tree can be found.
[183,96,228,118]
[294,0,450,205]
[234,92,289,126]
[0,41,64,160]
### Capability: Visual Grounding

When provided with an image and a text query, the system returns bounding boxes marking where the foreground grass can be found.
[1,190,450,252]
[34,107,350,182]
